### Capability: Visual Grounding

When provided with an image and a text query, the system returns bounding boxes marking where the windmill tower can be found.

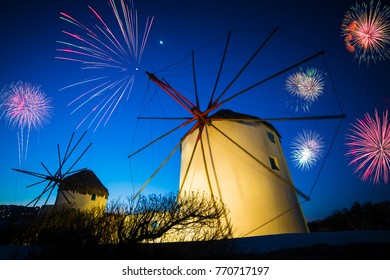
[179,109,308,237]
[13,132,109,211]
[55,169,108,210]
[130,28,345,239]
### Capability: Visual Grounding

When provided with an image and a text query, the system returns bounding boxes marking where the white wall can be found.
[55,190,107,211]
[179,119,308,238]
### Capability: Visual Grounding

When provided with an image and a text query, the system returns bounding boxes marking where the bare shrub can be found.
[10,192,231,248]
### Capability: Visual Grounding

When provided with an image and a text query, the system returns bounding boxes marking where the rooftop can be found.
[59,169,109,198]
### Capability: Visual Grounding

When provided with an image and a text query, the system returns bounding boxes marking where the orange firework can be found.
[341,1,390,65]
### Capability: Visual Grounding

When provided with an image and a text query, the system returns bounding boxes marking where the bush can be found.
[308,201,390,232]
[6,192,231,248]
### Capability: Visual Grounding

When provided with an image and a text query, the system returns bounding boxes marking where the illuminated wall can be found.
[179,117,309,237]
[54,169,108,211]
[55,190,107,211]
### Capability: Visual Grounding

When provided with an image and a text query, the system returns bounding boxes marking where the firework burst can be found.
[56,0,154,131]
[285,67,325,112]
[345,110,390,185]
[341,0,390,65]
[0,81,52,165]
[291,129,325,171]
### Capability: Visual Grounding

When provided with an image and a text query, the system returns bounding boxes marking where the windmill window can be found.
[267,131,276,143]
[269,156,280,170]
[91,193,97,201]
[151,220,158,230]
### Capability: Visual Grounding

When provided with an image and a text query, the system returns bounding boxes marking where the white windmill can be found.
[14,132,108,211]
[129,28,345,238]
[55,169,108,211]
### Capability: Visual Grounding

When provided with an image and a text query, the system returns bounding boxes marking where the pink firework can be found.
[56,0,154,131]
[345,110,390,185]
[341,0,390,65]
[0,81,52,164]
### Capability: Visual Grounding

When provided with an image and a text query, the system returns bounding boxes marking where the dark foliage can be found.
[113,192,231,244]
[308,201,390,232]
[0,192,231,259]
[0,205,39,245]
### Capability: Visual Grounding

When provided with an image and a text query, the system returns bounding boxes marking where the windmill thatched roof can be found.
[59,169,109,198]
[209,109,282,139]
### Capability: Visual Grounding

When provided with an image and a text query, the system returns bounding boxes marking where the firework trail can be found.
[341,0,390,65]
[0,81,52,165]
[345,110,390,185]
[285,67,325,112]
[291,129,325,171]
[56,0,154,131]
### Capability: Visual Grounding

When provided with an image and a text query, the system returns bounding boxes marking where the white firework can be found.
[285,68,325,112]
[291,129,325,171]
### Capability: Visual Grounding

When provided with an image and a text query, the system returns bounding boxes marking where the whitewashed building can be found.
[55,169,108,211]
[179,109,309,238]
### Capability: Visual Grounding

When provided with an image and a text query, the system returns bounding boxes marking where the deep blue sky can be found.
[0,0,389,221]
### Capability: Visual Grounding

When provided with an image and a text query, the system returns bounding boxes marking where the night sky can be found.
[1,0,389,221]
